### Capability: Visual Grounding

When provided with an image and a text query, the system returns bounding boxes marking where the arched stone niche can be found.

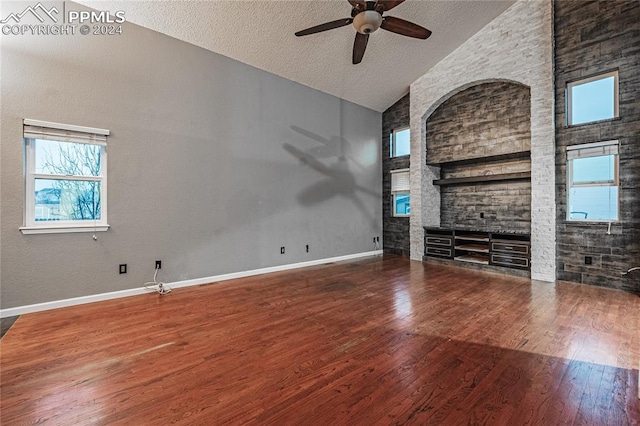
[426,81,531,233]
[409,0,555,282]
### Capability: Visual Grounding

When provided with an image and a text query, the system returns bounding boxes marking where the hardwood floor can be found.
[1,255,638,424]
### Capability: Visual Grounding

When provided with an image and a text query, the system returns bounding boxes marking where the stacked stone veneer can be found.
[409,0,555,282]
[554,1,640,294]
[382,94,410,256]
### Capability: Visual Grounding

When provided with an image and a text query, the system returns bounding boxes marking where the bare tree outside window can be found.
[35,140,102,221]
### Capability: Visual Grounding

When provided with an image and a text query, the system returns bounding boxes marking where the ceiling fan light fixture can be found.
[294,0,431,65]
[353,10,382,34]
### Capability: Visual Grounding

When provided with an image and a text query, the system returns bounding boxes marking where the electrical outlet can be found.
[584,256,592,265]
[155,260,162,270]
[119,264,127,274]
[376,236,380,242]
[306,244,309,253]
[281,247,285,254]
[373,237,376,243]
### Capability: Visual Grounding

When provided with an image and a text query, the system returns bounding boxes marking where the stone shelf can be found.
[454,254,490,264]
[455,244,490,253]
[455,234,489,242]
[433,171,531,186]
[426,151,530,167]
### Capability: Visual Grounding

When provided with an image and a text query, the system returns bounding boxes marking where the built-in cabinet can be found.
[490,234,530,269]
[454,231,490,264]
[425,229,454,258]
[425,227,530,271]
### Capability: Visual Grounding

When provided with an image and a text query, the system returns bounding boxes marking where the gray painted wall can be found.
[0,12,382,309]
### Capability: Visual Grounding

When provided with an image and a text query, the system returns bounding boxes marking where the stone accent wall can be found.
[409,0,555,282]
[554,1,640,294]
[382,94,410,256]
[440,180,531,232]
[426,82,531,164]
[426,82,532,233]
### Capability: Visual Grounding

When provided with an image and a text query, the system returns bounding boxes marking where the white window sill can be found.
[563,220,619,224]
[20,224,110,235]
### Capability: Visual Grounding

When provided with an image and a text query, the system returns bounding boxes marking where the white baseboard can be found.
[0,250,383,318]
[169,250,382,289]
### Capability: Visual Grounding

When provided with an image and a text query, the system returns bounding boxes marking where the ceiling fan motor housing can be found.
[353,10,383,34]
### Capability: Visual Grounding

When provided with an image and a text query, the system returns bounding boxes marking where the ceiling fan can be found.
[295,0,432,64]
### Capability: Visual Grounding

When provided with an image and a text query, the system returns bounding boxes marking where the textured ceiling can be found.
[79,0,514,112]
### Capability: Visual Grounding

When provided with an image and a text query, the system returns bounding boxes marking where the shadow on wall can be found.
[284,125,378,229]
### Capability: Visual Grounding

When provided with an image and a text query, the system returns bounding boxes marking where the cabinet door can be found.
[491,242,529,255]
[491,254,529,268]
[426,236,452,247]
[426,247,452,257]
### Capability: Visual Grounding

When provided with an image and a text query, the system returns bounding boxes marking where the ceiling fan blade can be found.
[352,32,369,64]
[380,16,432,39]
[375,0,405,12]
[347,0,365,8]
[295,18,353,37]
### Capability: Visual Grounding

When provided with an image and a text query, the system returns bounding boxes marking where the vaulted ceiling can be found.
[79,0,515,112]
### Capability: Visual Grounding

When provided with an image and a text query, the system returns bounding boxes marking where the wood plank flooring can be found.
[1,255,638,424]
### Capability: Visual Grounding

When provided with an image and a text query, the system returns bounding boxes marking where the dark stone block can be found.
[555,0,640,289]
[382,93,411,255]
[426,82,531,165]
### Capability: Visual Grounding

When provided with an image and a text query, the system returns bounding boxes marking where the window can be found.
[567,70,618,126]
[390,127,410,157]
[567,141,619,222]
[391,169,410,217]
[21,119,109,234]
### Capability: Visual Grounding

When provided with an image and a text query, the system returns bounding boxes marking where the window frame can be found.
[390,126,410,158]
[392,193,410,217]
[566,140,619,223]
[390,168,410,218]
[566,70,619,126]
[20,119,110,235]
